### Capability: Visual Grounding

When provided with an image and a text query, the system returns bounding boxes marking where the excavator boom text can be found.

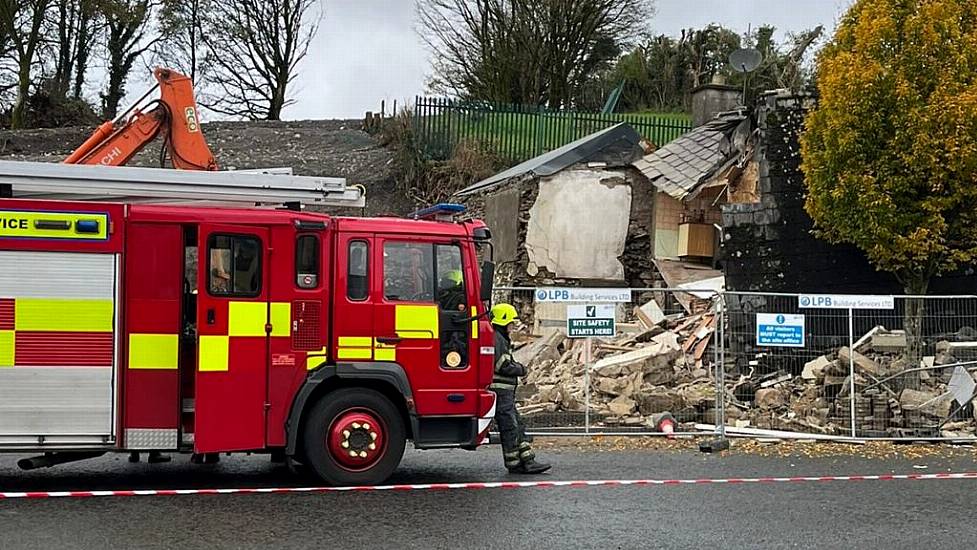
[64,68,218,171]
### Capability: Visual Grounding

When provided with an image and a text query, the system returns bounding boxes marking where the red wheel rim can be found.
[326,408,387,471]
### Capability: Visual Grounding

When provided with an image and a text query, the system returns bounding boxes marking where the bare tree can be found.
[0,0,51,128]
[417,0,653,108]
[156,0,208,83]
[101,0,159,118]
[50,0,102,99]
[202,0,320,120]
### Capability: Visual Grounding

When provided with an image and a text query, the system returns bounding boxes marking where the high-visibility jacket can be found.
[491,329,526,390]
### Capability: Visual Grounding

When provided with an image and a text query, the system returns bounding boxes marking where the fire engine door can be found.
[195,224,271,453]
[374,237,478,416]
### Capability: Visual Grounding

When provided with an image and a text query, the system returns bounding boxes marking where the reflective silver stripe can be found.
[495,352,513,370]
[489,382,516,390]
[519,449,535,459]
[503,451,520,458]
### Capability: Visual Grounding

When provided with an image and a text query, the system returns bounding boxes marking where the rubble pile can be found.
[514,304,719,429]
[731,328,977,438]
[515,297,977,438]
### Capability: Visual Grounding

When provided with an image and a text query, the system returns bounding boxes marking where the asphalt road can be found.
[1,442,976,550]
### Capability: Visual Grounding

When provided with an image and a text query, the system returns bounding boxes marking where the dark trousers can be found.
[492,387,533,468]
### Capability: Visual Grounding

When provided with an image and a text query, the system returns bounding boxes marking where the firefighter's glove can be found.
[513,361,528,377]
[498,360,527,378]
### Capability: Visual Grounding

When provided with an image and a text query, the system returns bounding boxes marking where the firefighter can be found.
[490,303,551,475]
[438,269,468,368]
[438,269,466,312]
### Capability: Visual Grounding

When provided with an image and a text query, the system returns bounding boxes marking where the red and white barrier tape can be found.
[2,471,976,500]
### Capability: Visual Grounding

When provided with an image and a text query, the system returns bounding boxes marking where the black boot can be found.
[509,459,551,475]
[128,452,140,463]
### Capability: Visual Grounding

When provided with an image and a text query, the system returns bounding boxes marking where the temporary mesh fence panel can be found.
[492,287,721,436]
[488,288,977,441]
[724,292,977,441]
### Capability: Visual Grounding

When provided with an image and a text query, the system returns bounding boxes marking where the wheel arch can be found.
[286,362,415,457]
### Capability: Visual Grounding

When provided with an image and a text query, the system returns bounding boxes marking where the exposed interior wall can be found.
[465,165,656,299]
[653,192,722,258]
[526,169,631,281]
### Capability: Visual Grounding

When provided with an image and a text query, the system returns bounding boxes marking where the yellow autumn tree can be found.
[801,0,977,371]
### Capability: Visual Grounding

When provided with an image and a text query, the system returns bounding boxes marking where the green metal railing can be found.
[412,96,693,163]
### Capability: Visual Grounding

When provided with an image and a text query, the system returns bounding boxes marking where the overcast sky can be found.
[272,0,856,120]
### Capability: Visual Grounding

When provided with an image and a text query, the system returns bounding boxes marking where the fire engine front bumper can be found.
[476,390,497,445]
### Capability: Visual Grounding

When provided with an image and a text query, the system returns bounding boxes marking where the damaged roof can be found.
[632,109,749,200]
[455,123,642,197]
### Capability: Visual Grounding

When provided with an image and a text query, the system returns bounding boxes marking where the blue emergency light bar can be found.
[409,203,466,221]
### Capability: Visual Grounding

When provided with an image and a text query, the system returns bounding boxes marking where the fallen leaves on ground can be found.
[532,435,977,460]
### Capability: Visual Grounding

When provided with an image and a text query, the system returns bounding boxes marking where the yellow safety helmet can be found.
[491,303,519,327]
[446,270,463,285]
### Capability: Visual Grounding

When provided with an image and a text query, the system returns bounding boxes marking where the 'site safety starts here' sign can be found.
[567,304,616,338]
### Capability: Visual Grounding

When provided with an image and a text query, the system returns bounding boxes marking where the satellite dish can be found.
[729,48,762,73]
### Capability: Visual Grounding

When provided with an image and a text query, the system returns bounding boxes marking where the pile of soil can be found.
[0,119,414,216]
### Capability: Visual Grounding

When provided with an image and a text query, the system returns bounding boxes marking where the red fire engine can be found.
[0,160,497,485]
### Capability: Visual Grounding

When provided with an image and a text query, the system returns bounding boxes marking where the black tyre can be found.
[302,387,406,485]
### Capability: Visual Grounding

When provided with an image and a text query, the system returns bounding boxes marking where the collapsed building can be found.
[465,88,977,439]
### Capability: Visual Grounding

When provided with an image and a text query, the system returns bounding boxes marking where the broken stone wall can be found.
[721,92,977,370]
[720,92,977,295]
[468,165,655,290]
[720,93,902,294]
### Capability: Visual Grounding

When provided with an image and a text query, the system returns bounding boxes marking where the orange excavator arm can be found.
[65,68,218,170]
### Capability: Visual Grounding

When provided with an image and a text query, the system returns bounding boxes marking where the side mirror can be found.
[480,260,495,302]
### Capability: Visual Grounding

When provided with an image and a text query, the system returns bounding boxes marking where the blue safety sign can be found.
[756,313,805,347]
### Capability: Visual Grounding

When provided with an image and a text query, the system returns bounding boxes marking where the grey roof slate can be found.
[632,110,748,200]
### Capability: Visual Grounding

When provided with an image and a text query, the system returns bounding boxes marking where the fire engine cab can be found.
[0,160,497,485]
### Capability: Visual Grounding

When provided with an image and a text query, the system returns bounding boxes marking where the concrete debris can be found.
[516,320,977,437]
[899,389,952,419]
[802,356,831,381]
[726,328,977,437]
[870,330,907,353]
[837,347,882,377]
[635,299,666,328]
[516,298,720,428]
[755,388,787,409]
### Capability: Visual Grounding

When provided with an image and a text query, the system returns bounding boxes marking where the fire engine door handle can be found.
[207,308,216,325]
[376,337,402,345]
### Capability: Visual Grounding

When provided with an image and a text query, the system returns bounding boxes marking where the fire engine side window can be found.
[436,244,466,312]
[208,234,261,297]
[383,242,434,302]
[295,235,320,289]
[347,240,369,301]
